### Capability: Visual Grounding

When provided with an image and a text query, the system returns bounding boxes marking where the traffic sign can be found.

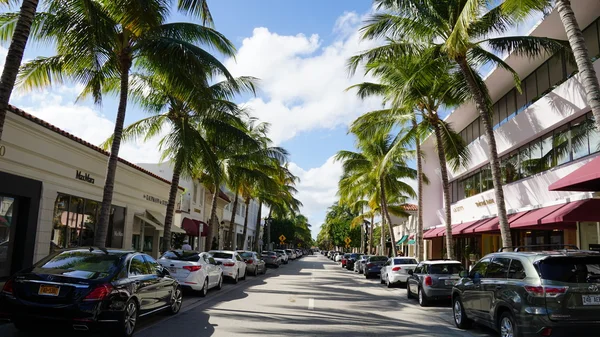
[279,234,286,242]
[344,237,351,244]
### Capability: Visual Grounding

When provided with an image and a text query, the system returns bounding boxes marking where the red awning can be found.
[511,203,569,229]
[540,199,600,224]
[548,156,600,192]
[408,234,414,240]
[471,212,530,233]
[452,219,489,235]
[423,227,444,239]
[181,218,206,237]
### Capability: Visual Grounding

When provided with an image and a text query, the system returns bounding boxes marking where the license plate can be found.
[38,285,60,296]
[169,267,177,273]
[582,294,600,306]
[445,280,457,286]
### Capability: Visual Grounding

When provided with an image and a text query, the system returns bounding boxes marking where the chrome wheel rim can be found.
[453,300,462,325]
[125,302,137,335]
[500,317,514,337]
[171,288,182,312]
[418,289,423,304]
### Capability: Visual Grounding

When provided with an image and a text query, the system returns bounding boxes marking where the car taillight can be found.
[83,284,113,301]
[367,263,374,268]
[392,267,401,272]
[424,276,432,286]
[246,259,254,264]
[1,279,14,295]
[524,285,568,298]
[183,265,202,272]
[223,262,235,267]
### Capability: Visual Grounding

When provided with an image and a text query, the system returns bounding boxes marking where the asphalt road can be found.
[0,255,497,337]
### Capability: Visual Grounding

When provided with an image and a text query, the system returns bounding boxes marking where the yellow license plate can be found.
[38,285,60,296]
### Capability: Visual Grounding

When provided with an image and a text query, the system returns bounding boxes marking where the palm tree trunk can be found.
[227,192,239,249]
[370,214,374,254]
[205,185,219,251]
[379,180,397,257]
[413,118,424,261]
[162,158,183,252]
[433,118,454,260]
[456,57,512,249]
[556,0,600,127]
[241,197,251,250]
[267,208,273,249]
[0,0,39,142]
[95,55,132,248]
[254,201,262,251]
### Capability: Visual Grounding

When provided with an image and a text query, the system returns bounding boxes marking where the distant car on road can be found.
[238,251,267,276]
[380,257,418,288]
[341,253,351,268]
[262,251,281,267]
[355,255,371,274]
[334,253,343,262]
[285,249,297,260]
[159,250,223,296]
[345,253,362,270]
[274,249,289,264]
[208,250,247,283]
[364,255,387,278]
[407,260,463,306]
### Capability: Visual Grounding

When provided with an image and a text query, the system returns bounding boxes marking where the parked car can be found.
[345,253,362,270]
[406,260,463,306]
[238,251,267,276]
[355,255,371,274]
[159,250,223,296]
[274,249,289,264]
[208,250,247,283]
[0,248,182,337]
[341,253,351,268]
[285,249,297,260]
[334,253,343,262]
[364,255,388,278]
[262,251,281,268]
[380,257,418,288]
[452,247,600,337]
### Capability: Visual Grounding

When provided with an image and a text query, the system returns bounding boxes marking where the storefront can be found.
[0,106,181,280]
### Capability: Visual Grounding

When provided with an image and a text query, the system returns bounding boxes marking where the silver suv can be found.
[452,245,600,337]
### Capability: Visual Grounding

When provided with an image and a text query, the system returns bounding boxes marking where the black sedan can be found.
[345,253,362,270]
[0,248,182,337]
[364,255,388,279]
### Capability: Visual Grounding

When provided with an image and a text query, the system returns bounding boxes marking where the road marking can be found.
[308,298,314,310]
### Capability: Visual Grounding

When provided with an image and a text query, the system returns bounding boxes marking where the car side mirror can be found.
[408,270,414,275]
[459,270,468,278]
[160,267,170,277]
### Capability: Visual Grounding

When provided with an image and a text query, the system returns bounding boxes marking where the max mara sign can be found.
[75,170,95,184]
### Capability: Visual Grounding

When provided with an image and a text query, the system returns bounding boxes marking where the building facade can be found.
[222,190,261,250]
[421,2,600,266]
[0,106,185,280]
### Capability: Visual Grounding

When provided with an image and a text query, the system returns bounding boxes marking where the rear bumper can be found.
[518,316,600,337]
[388,274,409,283]
[422,286,452,300]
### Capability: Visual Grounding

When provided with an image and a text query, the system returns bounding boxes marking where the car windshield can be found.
[538,256,600,283]
[428,264,464,274]
[210,252,233,259]
[161,250,201,262]
[240,252,253,258]
[394,258,418,264]
[343,254,351,258]
[369,256,387,262]
[34,250,121,280]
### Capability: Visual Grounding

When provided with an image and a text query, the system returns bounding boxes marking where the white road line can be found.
[308,298,314,310]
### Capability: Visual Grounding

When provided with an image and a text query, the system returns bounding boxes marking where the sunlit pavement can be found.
[0,255,496,337]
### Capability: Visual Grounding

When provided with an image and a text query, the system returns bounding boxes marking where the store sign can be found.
[452,206,464,213]
[143,194,168,206]
[475,199,495,207]
[0,145,5,157]
[75,170,95,184]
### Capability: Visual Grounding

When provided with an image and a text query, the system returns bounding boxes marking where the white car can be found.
[159,250,223,296]
[285,249,297,260]
[209,250,247,283]
[274,249,289,264]
[380,257,419,288]
[334,254,343,262]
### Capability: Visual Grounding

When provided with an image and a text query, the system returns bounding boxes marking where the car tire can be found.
[365,272,370,279]
[241,269,247,281]
[386,276,394,288]
[453,296,472,329]
[232,271,239,284]
[116,299,138,337]
[418,287,429,307]
[13,318,37,333]
[252,267,258,276]
[499,311,520,337]
[200,278,208,297]
[406,282,413,299]
[380,274,385,284]
[168,286,183,315]
[216,274,223,290]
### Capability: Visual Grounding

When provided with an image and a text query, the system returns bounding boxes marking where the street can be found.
[1,254,495,337]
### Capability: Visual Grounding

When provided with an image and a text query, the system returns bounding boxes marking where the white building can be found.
[421,2,600,263]
[0,106,184,280]
[221,190,261,250]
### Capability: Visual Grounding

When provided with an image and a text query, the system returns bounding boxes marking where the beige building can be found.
[0,106,184,280]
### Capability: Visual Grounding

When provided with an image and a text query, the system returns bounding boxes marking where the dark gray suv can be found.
[452,246,600,337]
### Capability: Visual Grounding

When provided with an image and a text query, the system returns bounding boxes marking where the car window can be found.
[240,252,253,258]
[235,254,242,262]
[130,255,150,276]
[508,259,527,279]
[394,258,418,265]
[413,264,423,274]
[143,255,163,276]
[486,258,511,279]
[428,264,464,274]
[210,252,233,259]
[161,250,201,262]
[34,250,122,280]
[469,258,491,279]
[422,264,428,274]
[538,256,600,283]
[369,256,388,262]
[208,257,217,265]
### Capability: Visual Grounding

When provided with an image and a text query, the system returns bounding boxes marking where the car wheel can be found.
[232,271,239,284]
[200,278,208,297]
[216,274,223,290]
[241,269,247,280]
[380,274,385,284]
[452,296,472,329]
[386,276,394,288]
[499,311,520,337]
[365,272,370,279]
[13,318,36,333]
[117,299,138,337]
[169,286,183,314]
[406,282,413,299]
[418,287,429,307]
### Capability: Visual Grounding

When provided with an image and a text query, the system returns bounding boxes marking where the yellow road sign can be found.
[279,234,286,242]
[344,237,351,244]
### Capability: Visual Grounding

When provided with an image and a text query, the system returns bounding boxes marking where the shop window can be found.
[553,124,571,166]
[132,235,140,250]
[506,89,516,121]
[466,123,473,144]
[481,165,493,191]
[528,140,544,175]
[0,196,15,278]
[571,115,590,160]
[525,73,538,103]
[548,53,565,88]
[473,171,482,196]
[193,183,198,204]
[498,96,507,126]
[492,103,500,129]
[519,145,532,178]
[516,81,528,113]
[536,63,551,96]
[588,113,600,154]
[583,21,600,60]
[502,151,520,184]
[540,134,554,170]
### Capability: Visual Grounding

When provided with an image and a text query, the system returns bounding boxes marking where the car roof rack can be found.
[497,244,579,252]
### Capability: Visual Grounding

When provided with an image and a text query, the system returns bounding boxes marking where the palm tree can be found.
[0,0,39,142]
[336,129,418,256]
[348,56,469,259]
[103,73,257,251]
[10,0,235,248]
[351,0,568,248]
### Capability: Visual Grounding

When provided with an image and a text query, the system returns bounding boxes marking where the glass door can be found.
[0,195,16,279]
